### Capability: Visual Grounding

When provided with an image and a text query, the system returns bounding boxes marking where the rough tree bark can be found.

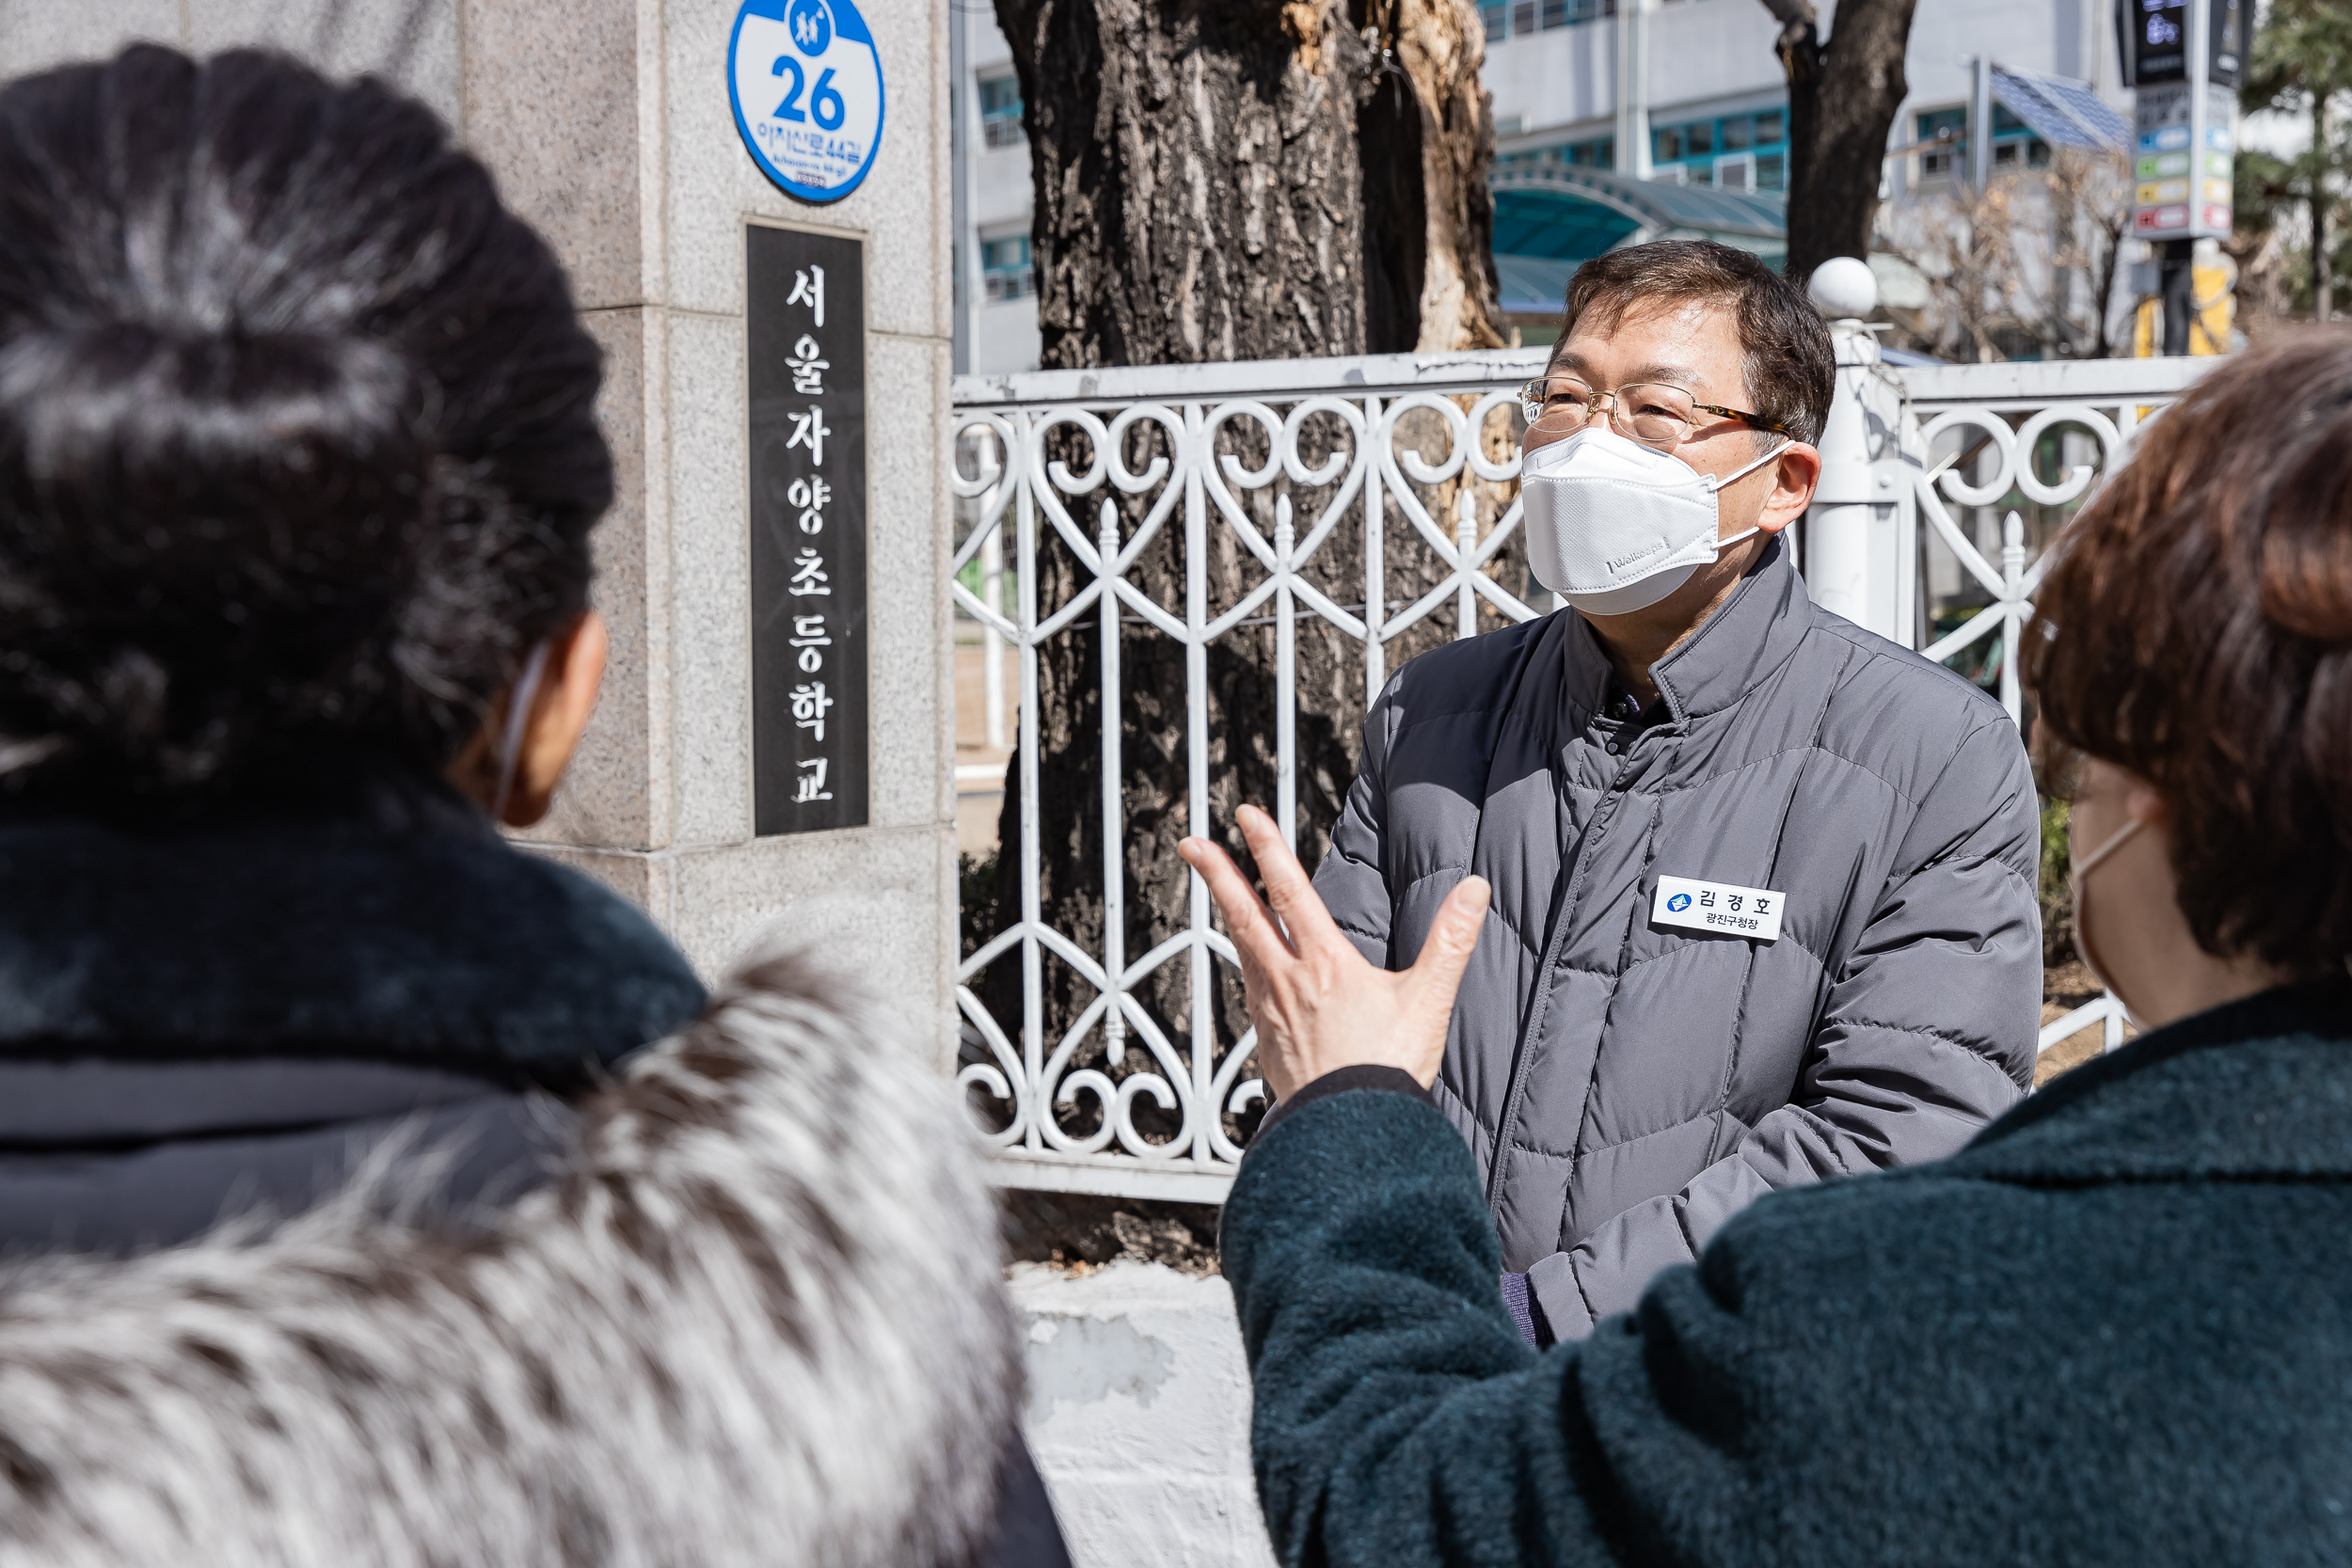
[975,0,1507,1148]
[1756,0,1918,282]
[1369,0,1513,353]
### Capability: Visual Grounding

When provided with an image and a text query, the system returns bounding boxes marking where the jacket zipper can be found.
[1483,727,1645,1218]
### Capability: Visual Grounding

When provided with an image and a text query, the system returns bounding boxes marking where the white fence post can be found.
[1803,260,1912,643]
[1099,501,1127,1062]
[981,505,1008,751]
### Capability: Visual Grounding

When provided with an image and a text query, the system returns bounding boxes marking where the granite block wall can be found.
[0,0,961,1052]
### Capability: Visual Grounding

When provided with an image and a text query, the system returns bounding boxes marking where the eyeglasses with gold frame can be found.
[1516,374,1793,449]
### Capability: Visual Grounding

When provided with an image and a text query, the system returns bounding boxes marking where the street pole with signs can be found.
[2120,0,2244,354]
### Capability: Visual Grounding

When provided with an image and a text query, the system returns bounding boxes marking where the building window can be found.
[981,234,1034,302]
[1489,0,1613,36]
[1652,108,1785,187]
[979,74,1024,150]
[1494,135,1615,173]
[1990,103,2052,166]
[1916,108,1964,178]
[1915,104,2048,180]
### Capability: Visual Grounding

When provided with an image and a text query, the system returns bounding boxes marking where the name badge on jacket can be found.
[1653,876,1786,942]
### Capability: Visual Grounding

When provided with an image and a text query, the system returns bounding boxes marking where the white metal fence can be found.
[1892,356,2209,1053]
[949,347,2211,1199]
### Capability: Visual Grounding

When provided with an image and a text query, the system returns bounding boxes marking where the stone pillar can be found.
[0,2,960,1046]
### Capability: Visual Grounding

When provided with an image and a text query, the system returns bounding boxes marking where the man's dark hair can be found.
[1559,240,1836,445]
[2024,328,2352,981]
[0,45,610,809]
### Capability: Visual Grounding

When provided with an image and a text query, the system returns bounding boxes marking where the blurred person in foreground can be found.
[1312,241,2040,1345]
[0,47,1061,1566]
[1184,329,2352,1566]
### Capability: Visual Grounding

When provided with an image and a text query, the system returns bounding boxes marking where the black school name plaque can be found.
[749,221,867,834]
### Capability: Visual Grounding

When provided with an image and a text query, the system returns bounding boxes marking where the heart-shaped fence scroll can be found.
[1915,401,2136,721]
[1375,391,1545,642]
[1191,399,1374,642]
[1915,407,2126,620]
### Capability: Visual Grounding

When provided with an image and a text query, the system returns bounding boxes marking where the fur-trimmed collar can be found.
[0,937,1019,1566]
[0,768,704,1085]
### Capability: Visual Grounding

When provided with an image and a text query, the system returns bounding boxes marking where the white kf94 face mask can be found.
[1520,425,1789,615]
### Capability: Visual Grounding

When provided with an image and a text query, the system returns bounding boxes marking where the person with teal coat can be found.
[1183,329,2352,1567]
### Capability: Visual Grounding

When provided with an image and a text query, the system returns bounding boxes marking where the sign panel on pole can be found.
[2125,0,2235,241]
[2129,0,2191,83]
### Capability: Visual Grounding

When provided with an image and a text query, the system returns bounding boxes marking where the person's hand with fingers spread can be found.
[1177,804,1491,1104]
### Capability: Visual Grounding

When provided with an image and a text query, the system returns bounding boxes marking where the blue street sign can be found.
[728,0,886,204]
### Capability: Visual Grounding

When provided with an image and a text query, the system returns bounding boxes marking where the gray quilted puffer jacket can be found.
[1314,538,2041,1339]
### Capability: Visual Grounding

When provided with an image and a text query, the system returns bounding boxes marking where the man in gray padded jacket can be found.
[1312,240,2041,1344]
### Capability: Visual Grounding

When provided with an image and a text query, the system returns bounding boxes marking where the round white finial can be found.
[1807,256,1879,319]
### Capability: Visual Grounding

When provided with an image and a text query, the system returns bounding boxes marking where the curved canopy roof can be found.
[1489,167,1788,318]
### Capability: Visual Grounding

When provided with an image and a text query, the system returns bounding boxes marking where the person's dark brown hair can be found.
[2024,329,2352,979]
[1558,239,1836,445]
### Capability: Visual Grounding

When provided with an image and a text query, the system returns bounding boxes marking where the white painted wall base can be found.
[1009,1261,1277,1568]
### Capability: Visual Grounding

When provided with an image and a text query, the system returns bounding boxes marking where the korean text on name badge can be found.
[1652,876,1786,942]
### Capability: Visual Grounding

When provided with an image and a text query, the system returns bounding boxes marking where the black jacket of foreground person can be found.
[1221,981,2352,1567]
[0,764,1033,1567]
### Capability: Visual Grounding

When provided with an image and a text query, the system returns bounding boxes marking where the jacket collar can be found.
[1555,535,1816,730]
[1949,978,2352,1184]
[1648,535,1814,722]
[0,765,706,1088]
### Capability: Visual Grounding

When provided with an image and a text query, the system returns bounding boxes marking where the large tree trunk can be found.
[977,0,1506,1152]
[1373,0,1511,352]
[1004,0,1371,366]
[1757,0,1917,282]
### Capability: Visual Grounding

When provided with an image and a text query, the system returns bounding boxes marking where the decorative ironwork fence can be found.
[950,349,2211,1199]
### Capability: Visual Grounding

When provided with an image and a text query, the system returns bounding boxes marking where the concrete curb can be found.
[1009,1261,1277,1568]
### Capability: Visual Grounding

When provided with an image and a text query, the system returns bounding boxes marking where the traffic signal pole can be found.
[2160,239,2195,355]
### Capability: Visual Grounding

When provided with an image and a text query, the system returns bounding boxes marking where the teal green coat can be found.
[1219,981,2352,1567]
